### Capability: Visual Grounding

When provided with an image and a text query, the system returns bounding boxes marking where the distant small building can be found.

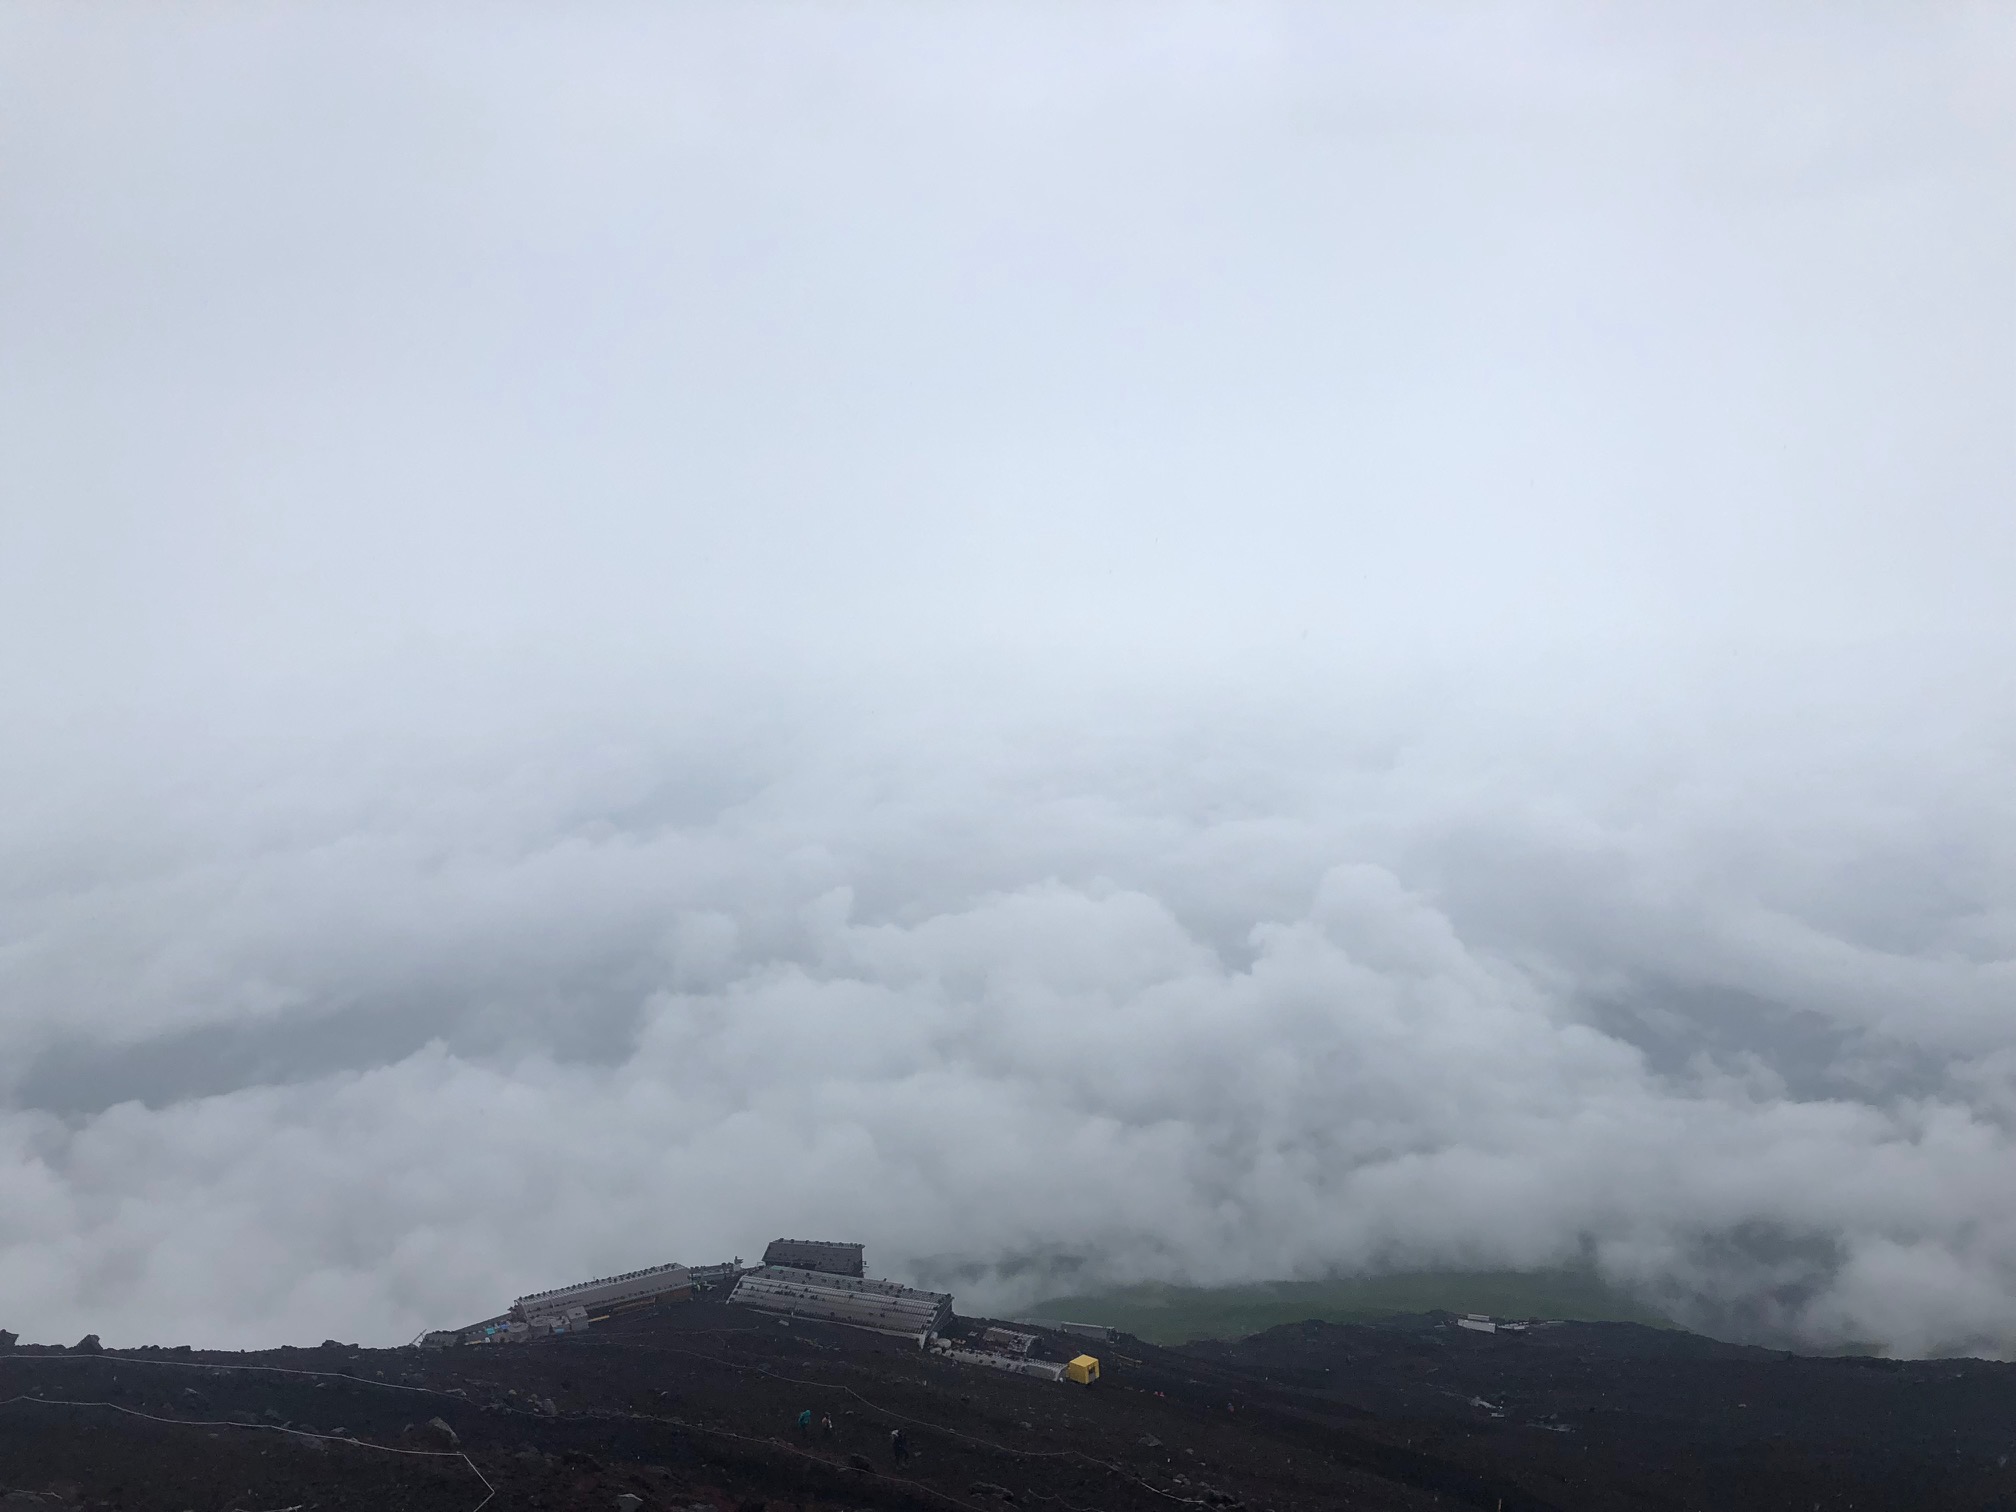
[982,1327,1038,1356]
[686,1260,746,1292]
[928,1337,1070,1381]
[426,1255,710,1347]
[1055,1321,1119,1342]
[513,1261,693,1326]
[1456,1314,1497,1334]
[729,1265,952,1344]
[440,1311,515,1346]
[761,1239,865,1277]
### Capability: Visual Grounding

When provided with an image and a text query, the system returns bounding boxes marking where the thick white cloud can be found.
[1,664,2013,1356]
[0,4,2012,1354]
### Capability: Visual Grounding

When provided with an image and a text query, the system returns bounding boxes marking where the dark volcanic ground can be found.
[3,1301,2015,1512]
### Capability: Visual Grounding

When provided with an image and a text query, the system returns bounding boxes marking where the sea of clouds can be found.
[2,2,2012,1353]
[2,652,2012,1355]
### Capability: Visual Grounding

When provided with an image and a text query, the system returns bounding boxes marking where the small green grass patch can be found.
[1028,1269,1674,1344]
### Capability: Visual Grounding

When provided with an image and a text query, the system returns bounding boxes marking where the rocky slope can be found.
[3,1301,2013,1511]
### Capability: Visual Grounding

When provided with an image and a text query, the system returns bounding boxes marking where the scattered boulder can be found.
[968,1483,1016,1501]
[70,1335,102,1355]
[0,1329,16,1353]
[846,1452,875,1472]
[615,1496,644,1512]
[1138,1434,1163,1449]
[426,1416,461,1448]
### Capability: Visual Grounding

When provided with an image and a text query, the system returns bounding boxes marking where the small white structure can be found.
[1055,1321,1119,1342]
[928,1337,1068,1381]
[1455,1314,1497,1334]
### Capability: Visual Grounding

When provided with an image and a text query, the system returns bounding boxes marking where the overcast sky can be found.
[2,3,2013,1354]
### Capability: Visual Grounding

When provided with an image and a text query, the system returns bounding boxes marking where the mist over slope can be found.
[3,656,2013,1356]
[1,4,2011,1355]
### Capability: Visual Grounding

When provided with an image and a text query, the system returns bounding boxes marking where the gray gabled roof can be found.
[761,1239,866,1277]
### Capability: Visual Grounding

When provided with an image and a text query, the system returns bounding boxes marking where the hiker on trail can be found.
[820,1414,834,1437]
[796,1409,812,1435]
[890,1427,910,1464]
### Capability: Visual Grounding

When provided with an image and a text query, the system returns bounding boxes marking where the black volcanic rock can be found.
[0,1303,2011,1511]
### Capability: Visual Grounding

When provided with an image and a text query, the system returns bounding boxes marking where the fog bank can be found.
[1,4,2012,1353]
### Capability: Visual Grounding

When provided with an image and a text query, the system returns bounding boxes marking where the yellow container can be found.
[1065,1354,1101,1385]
